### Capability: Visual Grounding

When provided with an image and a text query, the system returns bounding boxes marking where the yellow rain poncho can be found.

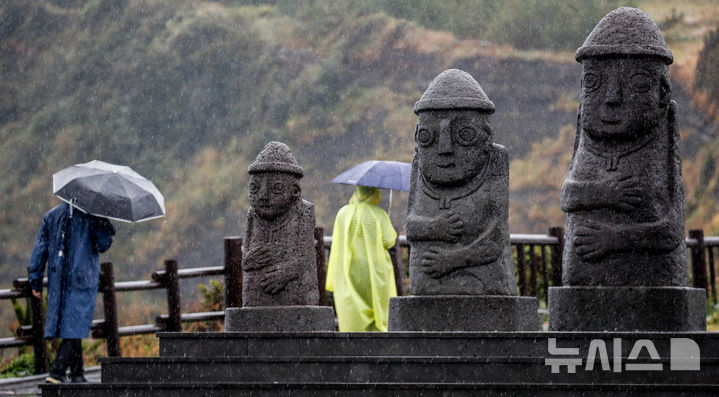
[326,186,398,332]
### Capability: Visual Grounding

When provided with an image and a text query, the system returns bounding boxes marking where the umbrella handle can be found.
[69,198,75,218]
[388,190,392,218]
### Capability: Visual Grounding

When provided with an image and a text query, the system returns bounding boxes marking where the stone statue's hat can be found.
[248,141,304,177]
[414,69,495,114]
[576,7,673,64]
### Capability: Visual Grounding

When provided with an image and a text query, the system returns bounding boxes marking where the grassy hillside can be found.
[0,0,717,293]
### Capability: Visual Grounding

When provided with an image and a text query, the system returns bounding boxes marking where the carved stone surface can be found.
[549,7,705,331]
[405,69,516,296]
[391,69,538,331]
[561,7,686,286]
[241,141,319,307]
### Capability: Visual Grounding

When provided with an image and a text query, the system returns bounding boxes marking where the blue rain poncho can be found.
[28,203,114,338]
[326,186,397,331]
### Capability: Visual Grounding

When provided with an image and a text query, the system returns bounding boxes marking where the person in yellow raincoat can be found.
[326,186,398,331]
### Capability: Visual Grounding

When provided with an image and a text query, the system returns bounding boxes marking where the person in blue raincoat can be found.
[29,202,114,384]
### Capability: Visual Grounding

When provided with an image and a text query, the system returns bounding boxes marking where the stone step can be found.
[98,355,719,385]
[40,382,719,397]
[158,331,719,359]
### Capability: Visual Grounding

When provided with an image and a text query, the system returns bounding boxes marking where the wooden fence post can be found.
[224,237,243,309]
[708,246,717,304]
[528,245,538,297]
[689,229,709,295]
[315,227,329,306]
[164,260,182,332]
[29,288,47,374]
[548,227,564,287]
[516,244,527,296]
[100,262,120,357]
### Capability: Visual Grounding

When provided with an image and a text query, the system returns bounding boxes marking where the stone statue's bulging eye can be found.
[249,182,258,193]
[583,72,601,93]
[416,128,434,146]
[630,72,652,93]
[271,183,284,194]
[456,127,478,146]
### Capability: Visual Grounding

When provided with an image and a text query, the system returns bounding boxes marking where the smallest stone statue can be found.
[224,141,335,332]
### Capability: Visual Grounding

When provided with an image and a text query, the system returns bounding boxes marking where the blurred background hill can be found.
[1,0,718,322]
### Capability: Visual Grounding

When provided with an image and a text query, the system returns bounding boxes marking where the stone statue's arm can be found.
[441,218,503,272]
[573,210,683,262]
[616,215,683,253]
[561,175,643,213]
[406,212,463,242]
[419,215,503,279]
[260,204,312,295]
[561,177,605,212]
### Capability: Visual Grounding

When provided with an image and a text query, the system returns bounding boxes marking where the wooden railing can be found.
[1,227,716,375]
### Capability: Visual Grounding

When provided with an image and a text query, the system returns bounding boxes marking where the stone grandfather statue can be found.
[560,7,686,286]
[241,141,319,306]
[549,7,705,331]
[390,69,538,331]
[225,141,335,331]
[405,69,516,295]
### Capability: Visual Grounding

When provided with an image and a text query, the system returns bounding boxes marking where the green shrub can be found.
[0,353,34,378]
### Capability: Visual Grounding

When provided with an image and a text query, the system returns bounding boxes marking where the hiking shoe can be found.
[45,375,66,384]
[68,374,87,383]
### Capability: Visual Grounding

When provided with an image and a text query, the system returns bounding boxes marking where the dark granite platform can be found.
[41,331,719,396]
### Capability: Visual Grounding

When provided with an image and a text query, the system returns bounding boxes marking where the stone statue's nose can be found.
[438,119,453,154]
[258,181,269,197]
[605,78,622,106]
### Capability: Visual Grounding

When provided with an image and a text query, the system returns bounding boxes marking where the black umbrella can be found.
[53,160,165,223]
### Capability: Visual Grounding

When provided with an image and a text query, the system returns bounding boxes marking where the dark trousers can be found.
[50,339,83,377]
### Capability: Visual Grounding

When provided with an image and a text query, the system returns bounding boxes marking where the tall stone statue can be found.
[389,69,538,331]
[549,7,705,331]
[224,141,335,331]
[241,141,318,306]
[405,69,516,295]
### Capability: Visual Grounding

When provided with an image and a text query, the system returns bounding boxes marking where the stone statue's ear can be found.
[659,74,671,107]
[292,183,301,199]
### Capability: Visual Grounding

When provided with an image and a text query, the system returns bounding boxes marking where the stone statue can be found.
[405,69,516,295]
[560,7,686,286]
[390,69,538,331]
[549,7,705,331]
[225,141,335,331]
[241,141,319,306]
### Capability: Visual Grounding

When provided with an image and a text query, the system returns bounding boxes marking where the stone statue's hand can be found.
[573,223,611,262]
[421,246,458,279]
[243,247,273,271]
[432,211,464,242]
[260,266,296,295]
[607,175,642,211]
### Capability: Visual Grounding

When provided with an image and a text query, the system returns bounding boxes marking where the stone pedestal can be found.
[548,286,706,331]
[224,306,335,332]
[388,295,540,331]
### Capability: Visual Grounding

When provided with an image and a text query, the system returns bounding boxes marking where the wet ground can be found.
[0,367,100,396]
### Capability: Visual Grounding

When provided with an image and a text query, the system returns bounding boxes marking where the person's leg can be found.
[67,339,85,382]
[47,339,71,382]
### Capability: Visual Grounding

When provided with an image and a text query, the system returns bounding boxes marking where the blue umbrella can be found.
[331,160,411,192]
[331,161,411,218]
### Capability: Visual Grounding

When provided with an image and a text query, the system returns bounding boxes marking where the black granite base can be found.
[388,295,540,331]
[548,286,706,331]
[224,306,336,332]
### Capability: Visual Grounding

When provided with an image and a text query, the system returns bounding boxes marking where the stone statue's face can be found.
[416,109,491,186]
[580,57,668,141]
[248,172,300,220]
